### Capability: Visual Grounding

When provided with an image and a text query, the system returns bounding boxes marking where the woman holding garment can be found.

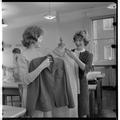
[65,30,93,117]
[16,26,52,117]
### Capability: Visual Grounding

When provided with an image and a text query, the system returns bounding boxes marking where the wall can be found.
[3,27,25,67]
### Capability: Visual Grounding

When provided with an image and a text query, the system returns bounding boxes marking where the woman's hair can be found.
[73,30,89,46]
[12,48,21,54]
[21,26,43,48]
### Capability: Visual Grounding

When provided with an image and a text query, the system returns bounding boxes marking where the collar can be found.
[46,54,55,72]
[75,48,85,53]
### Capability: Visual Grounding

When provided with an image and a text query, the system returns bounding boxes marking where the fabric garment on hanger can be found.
[52,46,79,117]
[26,55,75,116]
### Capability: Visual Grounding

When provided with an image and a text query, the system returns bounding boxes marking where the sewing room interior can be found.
[2,2,117,118]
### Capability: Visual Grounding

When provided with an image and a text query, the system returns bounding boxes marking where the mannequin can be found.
[52,37,66,57]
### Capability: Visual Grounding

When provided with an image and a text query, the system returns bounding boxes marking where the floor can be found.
[6,87,117,118]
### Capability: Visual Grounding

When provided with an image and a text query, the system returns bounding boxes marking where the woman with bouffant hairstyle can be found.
[65,30,93,117]
[22,26,43,48]
[16,26,52,117]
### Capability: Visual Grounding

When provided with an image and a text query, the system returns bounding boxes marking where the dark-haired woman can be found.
[65,30,93,117]
[16,26,52,117]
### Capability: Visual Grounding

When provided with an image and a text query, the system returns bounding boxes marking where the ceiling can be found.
[2,2,116,29]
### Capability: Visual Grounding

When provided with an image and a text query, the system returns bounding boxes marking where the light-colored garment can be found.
[73,48,86,94]
[52,48,79,117]
[16,48,52,117]
[72,52,80,94]
[63,53,78,117]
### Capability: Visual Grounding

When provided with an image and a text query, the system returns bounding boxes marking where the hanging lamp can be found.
[44,2,56,20]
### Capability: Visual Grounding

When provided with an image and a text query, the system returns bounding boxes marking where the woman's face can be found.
[36,35,43,47]
[74,37,85,48]
[38,35,43,43]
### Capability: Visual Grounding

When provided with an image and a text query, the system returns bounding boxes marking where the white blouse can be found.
[17,48,43,86]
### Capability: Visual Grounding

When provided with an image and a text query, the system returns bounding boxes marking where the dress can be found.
[72,49,93,117]
[63,53,79,117]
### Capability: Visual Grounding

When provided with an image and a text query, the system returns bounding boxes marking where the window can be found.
[103,18,114,30]
[91,16,115,62]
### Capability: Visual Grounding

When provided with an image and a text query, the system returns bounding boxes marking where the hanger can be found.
[58,37,65,48]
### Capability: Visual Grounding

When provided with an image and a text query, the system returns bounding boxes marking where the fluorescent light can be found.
[44,15,56,20]
[107,3,116,9]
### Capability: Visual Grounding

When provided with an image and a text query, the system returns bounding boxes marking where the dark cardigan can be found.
[71,49,93,117]
[26,55,75,116]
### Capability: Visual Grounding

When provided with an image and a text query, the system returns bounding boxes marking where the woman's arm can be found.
[72,55,85,71]
[65,49,85,70]
[17,55,50,85]
[65,49,93,72]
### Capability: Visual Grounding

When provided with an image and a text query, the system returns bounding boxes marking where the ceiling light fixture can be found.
[44,2,56,20]
[2,19,8,27]
[44,15,56,20]
[107,3,116,9]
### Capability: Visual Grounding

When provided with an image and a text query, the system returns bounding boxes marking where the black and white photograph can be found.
[1,1,117,119]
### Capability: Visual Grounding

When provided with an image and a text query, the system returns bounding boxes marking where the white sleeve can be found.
[17,55,30,85]
[17,55,45,85]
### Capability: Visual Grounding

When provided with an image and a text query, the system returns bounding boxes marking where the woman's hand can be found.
[40,57,50,70]
[65,48,76,60]
[65,48,85,71]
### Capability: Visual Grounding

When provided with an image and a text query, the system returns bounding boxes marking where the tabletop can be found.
[2,81,18,88]
[2,105,26,118]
